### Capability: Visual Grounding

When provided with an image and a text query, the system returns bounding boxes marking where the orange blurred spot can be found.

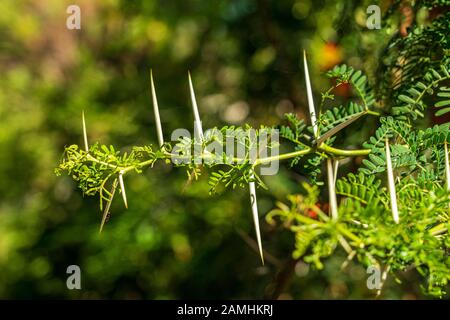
[319,42,343,71]
[306,202,329,219]
[333,81,351,97]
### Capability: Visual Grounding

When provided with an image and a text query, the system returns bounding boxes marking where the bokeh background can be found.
[0,0,440,299]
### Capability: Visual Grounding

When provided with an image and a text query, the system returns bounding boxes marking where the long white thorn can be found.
[333,159,340,185]
[150,70,164,147]
[249,176,264,265]
[99,179,118,233]
[118,171,128,209]
[82,110,89,152]
[188,71,204,140]
[327,159,339,220]
[385,138,399,224]
[303,50,318,138]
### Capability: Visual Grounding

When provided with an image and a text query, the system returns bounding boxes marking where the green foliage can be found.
[392,62,450,120]
[316,102,368,144]
[435,86,450,116]
[377,10,450,102]
[57,124,282,208]
[270,169,449,297]
[55,143,161,211]
[56,11,450,292]
[361,118,450,179]
[277,64,380,184]
[56,63,383,238]
[264,2,450,298]
[336,173,387,208]
[279,113,308,145]
[325,64,376,110]
[56,55,450,297]
[2,0,449,300]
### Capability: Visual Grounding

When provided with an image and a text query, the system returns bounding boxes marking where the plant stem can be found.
[319,143,371,156]
[254,147,312,166]
[84,142,371,176]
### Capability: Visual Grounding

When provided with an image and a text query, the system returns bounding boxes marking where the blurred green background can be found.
[0,0,432,299]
